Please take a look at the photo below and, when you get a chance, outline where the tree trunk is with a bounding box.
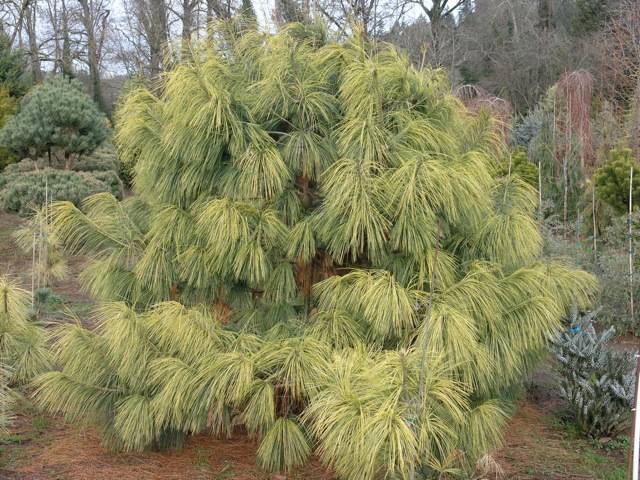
[61,26,73,77]
[181,0,195,59]
[78,0,108,112]
[182,0,194,41]
[537,0,553,30]
[148,0,169,77]
[25,3,42,83]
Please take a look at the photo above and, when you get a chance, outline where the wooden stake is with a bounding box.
[538,154,543,221]
[31,232,36,309]
[630,167,635,329]
[563,154,569,239]
[592,185,597,258]
[576,211,582,264]
[629,349,640,480]
[563,74,572,240]
[44,176,49,287]
[627,166,637,480]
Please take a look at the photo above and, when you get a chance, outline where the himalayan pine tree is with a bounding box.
[0,276,52,432]
[35,23,596,479]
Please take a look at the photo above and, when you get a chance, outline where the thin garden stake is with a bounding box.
[31,232,36,309]
[576,211,582,265]
[41,178,47,289]
[629,166,635,329]
[538,152,543,221]
[563,78,572,240]
[631,157,640,480]
[37,209,42,290]
[563,154,569,239]
[503,152,513,205]
[630,348,640,480]
[592,184,597,258]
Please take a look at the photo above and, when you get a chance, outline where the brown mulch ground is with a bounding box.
[3,410,332,480]
[1,400,623,480]
[495,400,627,480]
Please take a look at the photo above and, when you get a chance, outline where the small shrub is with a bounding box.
[34,288,63,307]
[0,168,121,215]
[499,150,539,186]
[513,108,546,148]
[595,148,640,214]
[73,144,119,172]
[0,87,18,170]
[554,307,635,438]
[91,170,124,198]
[0,144,123,215]
[3,158,39,173]
[4,145,119,174]
[32,415,49,434]
[2,144,124,201]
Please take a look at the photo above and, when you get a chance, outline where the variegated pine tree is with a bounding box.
[35,22,596,479]
[0,276,52,433]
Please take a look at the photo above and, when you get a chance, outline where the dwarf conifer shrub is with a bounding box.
[595,148,640,214]
[72,144,119,172]
[0,76,108,168]
[0,168,120,215]
[0,143,124,213]
[513,107,546,148]
[35,24,596,478]
[4,144,119,175]
[498,150,539,186]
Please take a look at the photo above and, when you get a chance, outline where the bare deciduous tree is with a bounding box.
[77,0,111,110]
[403,0,465,65]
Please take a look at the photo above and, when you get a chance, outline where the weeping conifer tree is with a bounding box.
[35,22,596,478]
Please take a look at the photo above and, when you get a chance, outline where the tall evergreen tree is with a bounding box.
[240,0,257,22]
[571,0,609,36]
[274,0,307,24]
[0,29,28,98]
[35,24,596,478]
